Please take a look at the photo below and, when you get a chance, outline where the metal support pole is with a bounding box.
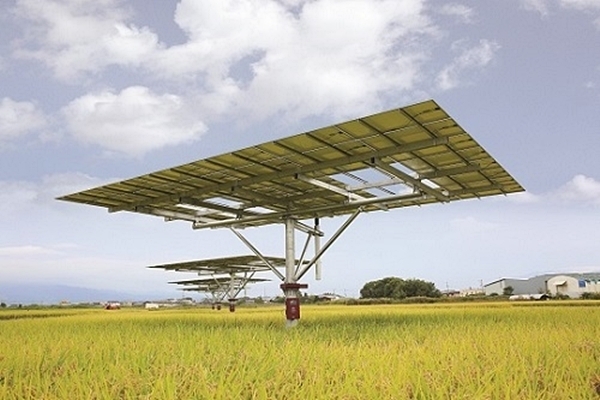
[295,208,362,281]
[212,290,222,310]
[280,218,308,327]
[314,218,322,280]
[227,274,236,312]
[284,218,298,328]
[285,218,295,284]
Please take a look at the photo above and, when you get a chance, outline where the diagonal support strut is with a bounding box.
[295,208,363,281]
[229,227,285,281]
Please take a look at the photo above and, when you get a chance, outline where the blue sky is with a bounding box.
[1,0,600,301]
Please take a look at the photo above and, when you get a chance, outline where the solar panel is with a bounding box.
[147,255,291,274]
[59,99,524,229]
[170,277,270,286]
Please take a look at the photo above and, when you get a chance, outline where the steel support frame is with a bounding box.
[227,271,257,312]
[203,272,257,312]
[230,210,363,326]
[209,288,226,310]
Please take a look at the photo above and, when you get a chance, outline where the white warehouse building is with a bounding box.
[547,275,600,298]
[484,273,600,298]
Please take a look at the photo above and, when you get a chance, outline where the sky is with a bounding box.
[1,0,600,302]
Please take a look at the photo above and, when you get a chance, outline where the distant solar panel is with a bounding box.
[149,255,307,285]
[148,255,291,274]
[58,99,524,229]
[150,256,281,312]
[169,276,270,286]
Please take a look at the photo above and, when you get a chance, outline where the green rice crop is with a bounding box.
[1,302,599,399]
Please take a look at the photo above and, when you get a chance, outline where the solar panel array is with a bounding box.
[149,256,285,297]
[147,255,289,274]
[59,99,524,229]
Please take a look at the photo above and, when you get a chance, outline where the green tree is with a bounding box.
[360,277,441,299]
[503,286,514,296]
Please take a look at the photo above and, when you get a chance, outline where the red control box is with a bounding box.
[285,297,300,320]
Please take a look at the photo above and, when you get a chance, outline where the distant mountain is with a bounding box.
[0,283,166,305]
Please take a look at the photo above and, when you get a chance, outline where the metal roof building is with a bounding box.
[484,272,600,298]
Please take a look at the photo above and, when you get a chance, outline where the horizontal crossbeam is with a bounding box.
[371,158,449,202]
[192,192,426,230]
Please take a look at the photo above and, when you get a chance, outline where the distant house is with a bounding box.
[104,302,121,310]
[441,289,461,297]
[441,288,483,297]
[485,272,600,298]
[317,293,343,301]
[459,287,484,297]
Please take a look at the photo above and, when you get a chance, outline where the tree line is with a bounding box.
[360,277,441,299]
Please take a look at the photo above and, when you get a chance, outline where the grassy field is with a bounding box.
[1,302,600,399]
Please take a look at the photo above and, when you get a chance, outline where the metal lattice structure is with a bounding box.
[59,99,524,325]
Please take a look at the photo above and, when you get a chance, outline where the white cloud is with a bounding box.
[42,172,112,200]
[436,39,500,90]
[560,0,600,26]
[0,97,47,143]
[557,174,600,205]
[0,245,63,257]
[145,0,440,121]
[13,0,161,81]
[450,216,499,233]
[154,0,296,81]
[1,253,178,294]
[522,0,600,25]
[438,4,475,23]
[62,86,206,156]
[521,0,551,15]
[10,0,499,129]
[0,181,37,216]
[276,0,305,8]
[502,175,600,207]
[559,0,600,10]
[507,191,541,204]
[228,0,436,120]
[0,173,109,217]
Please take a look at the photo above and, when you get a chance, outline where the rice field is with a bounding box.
[1,302,600,399]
